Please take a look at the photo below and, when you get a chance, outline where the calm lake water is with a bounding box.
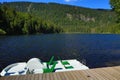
[0,34,120,71]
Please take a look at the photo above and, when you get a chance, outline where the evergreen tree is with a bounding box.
[110,0,120,23]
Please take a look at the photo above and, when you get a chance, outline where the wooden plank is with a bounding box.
[61,71,77,80]
[52,72,60,80]
[24,74,33,80]
[18,75,27,80]
[38,73,42,80]
[71,71,83,80]
[93,68,117,80]
[33,74,39,80]
[69,71,79,80]
[63,71,71,80]
[21,75,28,80]
[42,73,49,80]
[49,72,54,80]
[31,74,35,80]
[102,67,120,79]
[75,70,89,80]
[63,71,75,80]
[42,73,46,80]
[113,66,120,72]
[57,72,67,80]
[5,76,18,80]
[81,69,106,80]
[16,75,23,80]
[46,73,50,80]
[25,74,31,80]
[3,76,12,80]
[0,76,9,80]
[55,72,62,80]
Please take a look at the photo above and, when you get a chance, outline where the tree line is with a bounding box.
[2,2,117,33]
[109,0,120,33]
[0,2,120,34]
[0,5,63,35]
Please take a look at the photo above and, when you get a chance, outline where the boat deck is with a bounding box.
[1,66,120,80]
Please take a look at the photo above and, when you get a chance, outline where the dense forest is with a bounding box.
[0,2,119,35]
[0,5,63,35]
[110,0,120,33]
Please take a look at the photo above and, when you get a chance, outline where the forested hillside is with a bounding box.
[0,5,62,35]
[0,2,118,34]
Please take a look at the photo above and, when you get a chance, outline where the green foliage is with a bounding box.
[1,2,120,34]
[0,5,62,35]
[0,28,6,35]
[110,0,120,33]
[1,2,117,33]
[110,24,120,33]
[110,0,120,22]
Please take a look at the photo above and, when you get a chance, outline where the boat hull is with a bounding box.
[0,58,89,76]
[0,62,28,76]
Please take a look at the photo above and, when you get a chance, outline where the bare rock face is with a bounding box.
[66,13,95,22]
[76,14,95,22]
[66,13,73,21]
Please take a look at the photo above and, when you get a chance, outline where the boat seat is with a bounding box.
[27,58,45,73]
[0,63,28,76]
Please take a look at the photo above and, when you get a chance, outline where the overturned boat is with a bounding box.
[0,56,89,76]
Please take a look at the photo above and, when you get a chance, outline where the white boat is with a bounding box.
[0,57,89,76]
[0,63,28,76]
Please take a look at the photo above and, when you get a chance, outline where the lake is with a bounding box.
[0,34,120,71]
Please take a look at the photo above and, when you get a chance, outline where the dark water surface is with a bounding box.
[0,34,120,71]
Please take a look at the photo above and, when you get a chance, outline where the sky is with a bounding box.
[0,0,111,9]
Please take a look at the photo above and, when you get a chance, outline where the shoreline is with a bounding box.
[0,32,120,36]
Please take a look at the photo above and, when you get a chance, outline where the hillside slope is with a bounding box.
[0,2,117,33]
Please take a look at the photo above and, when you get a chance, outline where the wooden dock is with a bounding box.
[1,66,120,80]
